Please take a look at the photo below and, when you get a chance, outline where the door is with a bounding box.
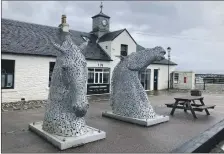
[139,69,151,90]
[154,69,158,90]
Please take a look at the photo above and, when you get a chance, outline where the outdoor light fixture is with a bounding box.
[167,47,171,90]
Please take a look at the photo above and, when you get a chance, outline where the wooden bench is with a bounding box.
[165,96,216,119]
[166,103,216,112]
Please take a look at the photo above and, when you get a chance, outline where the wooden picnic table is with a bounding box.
[165,96,215,119]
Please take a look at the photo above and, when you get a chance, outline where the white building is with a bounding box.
[1,7,177,103]
[171,71,195,90]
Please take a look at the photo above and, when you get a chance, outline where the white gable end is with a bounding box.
[111,30,136,59]
[98,41,112,57]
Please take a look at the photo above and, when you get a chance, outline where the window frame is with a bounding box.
[49,62,55,87]
[87,68,110,84]
[1,59,15,89]
[174,73,179,84]
[120,44,128,56]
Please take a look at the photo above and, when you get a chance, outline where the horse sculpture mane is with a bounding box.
[42,32,89,137]
[110,46,166,119]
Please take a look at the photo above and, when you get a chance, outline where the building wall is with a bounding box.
[2,54,56,102]
[109,30,137,83]
[1,54,112,102]
[87,60,111,68]
[111,30,137,58]
[1,53,177,102]
[148,64,176,90]
[1,29,177,102]
[172,71,195,90]
[98,41,112,57]
[92,16,110,32]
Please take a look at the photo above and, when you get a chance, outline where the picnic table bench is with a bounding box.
[165,96,215,119]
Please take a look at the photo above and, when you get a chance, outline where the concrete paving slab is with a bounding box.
[1,92,224,153]
[29,121,106,150]
[102,111,169,126]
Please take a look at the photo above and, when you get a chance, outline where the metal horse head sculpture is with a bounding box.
[110,46,166,119]
[42,32,89,137]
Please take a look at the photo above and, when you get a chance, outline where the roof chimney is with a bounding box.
[59,15,69,32]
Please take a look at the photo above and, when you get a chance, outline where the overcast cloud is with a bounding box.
[2,1,224,73]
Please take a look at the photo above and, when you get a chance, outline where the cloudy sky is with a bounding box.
[2,1,224,74]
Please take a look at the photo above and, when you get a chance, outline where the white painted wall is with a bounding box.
[2,54,56,102]
[148,64,176,90]
[98,41,112,57]
[1,54,112,102]
[109,30,137,83]
[1,30,177,102]
[87,60,111,68]
[172,71,195,90]
[111,30,137,57]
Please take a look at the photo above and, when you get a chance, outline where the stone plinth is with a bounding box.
[102,111,169,126]
[29,121,106,150]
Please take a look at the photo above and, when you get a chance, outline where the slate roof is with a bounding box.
[136,44,177,65]
[98,29,137,45]
[98,29,125,43]
[1,18,112,61]
[92,12,110,19]
[1,18,177,65]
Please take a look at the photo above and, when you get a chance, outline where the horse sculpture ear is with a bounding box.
[50,38,67,55]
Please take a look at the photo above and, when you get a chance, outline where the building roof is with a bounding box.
[2,18,177,65]
[91,12,110,19]
[98,29,137,45]
[98,29,124,42]
[136,44,177,66]
[1,18,112,61]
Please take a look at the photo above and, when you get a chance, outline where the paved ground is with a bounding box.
[1,91,224,153]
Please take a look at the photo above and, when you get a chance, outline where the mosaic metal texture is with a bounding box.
[110,46,166,119]
[42,31,89,137]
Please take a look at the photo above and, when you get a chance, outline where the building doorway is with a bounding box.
[154,69,158,90]
[139,69,151,90]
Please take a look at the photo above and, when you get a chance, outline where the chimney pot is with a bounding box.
[61,15,66,24]
[59,14,69,32]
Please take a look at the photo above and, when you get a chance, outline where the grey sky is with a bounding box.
[2,1,224,73]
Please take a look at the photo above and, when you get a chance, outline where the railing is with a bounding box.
[195,77,224,91]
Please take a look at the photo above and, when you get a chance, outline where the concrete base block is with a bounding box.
[102,111,169,126]
[29,121,106,150]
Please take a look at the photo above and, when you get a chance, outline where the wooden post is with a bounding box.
[203,81,205,90]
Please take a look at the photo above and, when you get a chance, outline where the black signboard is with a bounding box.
[87,84,110,95]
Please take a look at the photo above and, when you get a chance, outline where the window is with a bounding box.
[88,69,94,83]
[1,60,15,89]
[139,69,151,90]
[103,69,110,83]
[49,62,55,87]
[105,46,108,49]
[174,73,179,84]
[87,68,110,84]
[121,44,128,56]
